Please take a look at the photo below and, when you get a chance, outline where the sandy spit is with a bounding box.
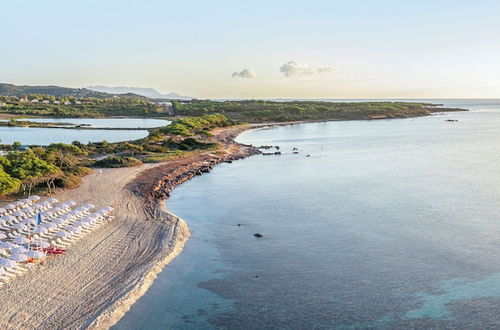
[0,124,259,329]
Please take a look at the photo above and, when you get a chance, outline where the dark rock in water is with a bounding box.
[274,151,281,155]
[254,233,263,238]
[255,275,259,278]
[292,147,298,151]
[262,152,274,156]
[237,223,241,226]
[446,119,458,122]
[306,154,311,157]
[275,146,280,150]
[292,151,299,154]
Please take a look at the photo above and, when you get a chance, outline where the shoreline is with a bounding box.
[0,112,463,328]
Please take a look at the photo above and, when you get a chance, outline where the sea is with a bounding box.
[114,100,500,329]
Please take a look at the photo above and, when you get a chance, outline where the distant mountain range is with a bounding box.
[87,86,192,100]
[0,83,111,98]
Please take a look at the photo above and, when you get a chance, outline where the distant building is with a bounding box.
[75,101,82,105]
[42,100,50,104]
[0,151,7,156]
[63,101,71,105]
[31,99,39,103]
[0,102,6,107]
[53,100,60,104]
[19,98,28,103]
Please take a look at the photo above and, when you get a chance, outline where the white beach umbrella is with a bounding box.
[40,200,51,206]
[40,223,56,229]
[51,218,65,225]
[73,221,87,227]
[83,203,95,209]
[33,227,48,234]
[27,195,41,201]
[54,231,70,238]
[0,233,7,240]
[66,226,81,232]
[33,240,50,248]
[1,215,15,222]
[67,201,77,206]
[25,250,45,258]
[0,258,17,268]
[14,201,26,207]
[11,223,27,230]
[11,210,25,218]
[11,247,28,254]
[46,197,58,203]
[21,218,37,225]
[9,254,28,262]
[32,204,43,210]
[4,204,16,210]
[0,208,6,214]
[0,242,18,250]
[19,198,31,205]
[12,236,30,245]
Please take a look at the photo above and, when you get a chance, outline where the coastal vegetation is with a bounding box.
[0,114,231,197]
[171,100,459,122]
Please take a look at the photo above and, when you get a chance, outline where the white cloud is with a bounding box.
[280,61,342,77]
[279,61,315,77]
[232,68,257,78]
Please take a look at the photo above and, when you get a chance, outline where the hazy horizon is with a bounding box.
[3,0,500,99]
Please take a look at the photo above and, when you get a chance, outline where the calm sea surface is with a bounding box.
[0,118,170,145]
[115,100,500,329]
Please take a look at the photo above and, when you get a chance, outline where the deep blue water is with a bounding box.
[115,100,500,329]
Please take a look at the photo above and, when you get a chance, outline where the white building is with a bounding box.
[63,101,72,105]
[53,100,60,104]
[31,99,39,103]
[42,100,50,104]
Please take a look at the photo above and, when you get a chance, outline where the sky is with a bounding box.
[2,0,500,99]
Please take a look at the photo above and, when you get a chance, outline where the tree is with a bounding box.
[0,167,20,196]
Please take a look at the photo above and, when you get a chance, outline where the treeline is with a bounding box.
[171,100,450,122]
[0,95,164,117]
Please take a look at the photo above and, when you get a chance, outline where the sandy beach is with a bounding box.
[0,125,258,329]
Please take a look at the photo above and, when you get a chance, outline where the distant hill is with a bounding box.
[0,83,112,98]
[87,85,192,100]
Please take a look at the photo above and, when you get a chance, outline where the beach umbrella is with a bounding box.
[12,236,30,245]
[0,208,6,214]
[66,226,81,232]
[32,204,43,210]
[83,203,95,209]
[21,218,37,225]
[4,204,16,210]
[73,221,87,227]
[19,199,31,205]
[1,215,15,222]
[46,197,58,203]
[11,210,25,218]
[51,218,65,225]
[0,242,18,250]
[55,231,70,238]
[11,247,28,254]
[40,223,56,229]
[40,200,51,206]
[33,227,48,234]
[9,254,28,262]
[0,258,17,268]
[14,201,26,207]
[25,250,44,259]
[33,240,50,248]
[11,223,27,230]
[27,195,40,201]
[0,233,6,240]
[66,201,77,206]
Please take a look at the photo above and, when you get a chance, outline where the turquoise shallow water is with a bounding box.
[115,100,500,329]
